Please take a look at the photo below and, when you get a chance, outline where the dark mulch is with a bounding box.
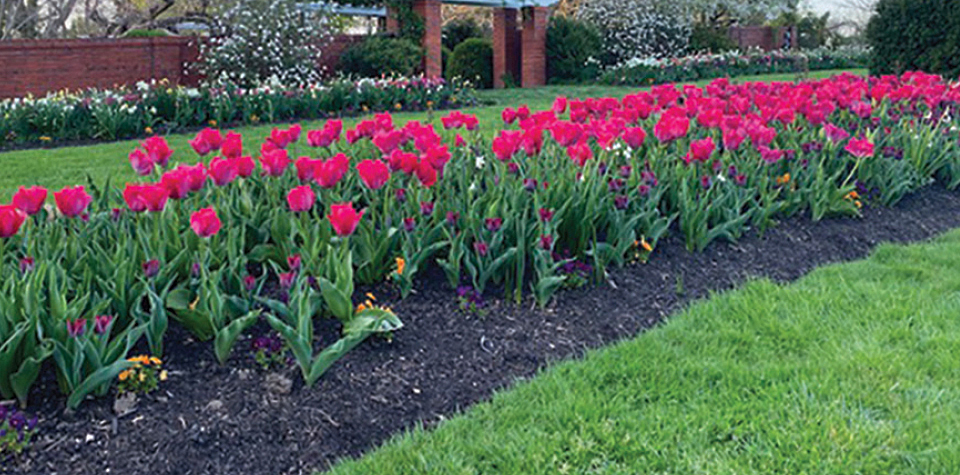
[11,185,960,475]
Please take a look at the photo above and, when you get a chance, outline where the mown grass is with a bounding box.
[0,69,864,199]
[326,229,960,474]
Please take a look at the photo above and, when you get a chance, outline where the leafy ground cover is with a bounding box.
[327,223,960,475]
[0,69,861,199]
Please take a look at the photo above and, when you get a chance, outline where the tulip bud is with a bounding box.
[19,257,35,274]
[419,201,434,217]
[287,254,301,272]
[403,217,416,232]
[485,217,503,232]
[539,234,554,250]
[614,195,629,210]
[66,319,86,338]
[474,241,489,257]
[143,259,160,278]
[279,272,296,290]
[94,315,114,335]
[244,275,257,293]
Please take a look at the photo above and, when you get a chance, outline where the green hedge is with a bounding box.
[447,38,494,89]
[339,36,424,78]
[866,0,960,78]
[546,16,602,84]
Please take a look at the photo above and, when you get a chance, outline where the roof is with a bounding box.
[299,0,559,17]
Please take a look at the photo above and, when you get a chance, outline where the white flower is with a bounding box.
[475,155,486,169]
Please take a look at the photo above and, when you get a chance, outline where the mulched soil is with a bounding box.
[11,185,960,475]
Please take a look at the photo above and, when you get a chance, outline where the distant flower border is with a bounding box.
[600,46,871,87]
[0,76,478,148]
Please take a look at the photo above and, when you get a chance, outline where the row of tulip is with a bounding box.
[600,46,870,87]
[0,76,477,147]
[2,71,960,410]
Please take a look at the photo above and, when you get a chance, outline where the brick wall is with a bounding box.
[729,26,798,52]
[520,7,548,88]
[0,34,379,99]
[0,37,199,98]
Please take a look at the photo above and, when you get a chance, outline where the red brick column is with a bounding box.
[521,7,548,88]
[492,8,520,89]
[384,6,400,35]
[413,0,443,79]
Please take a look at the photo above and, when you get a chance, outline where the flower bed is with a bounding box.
[0,76,477,148]
[2,71,960,457]
[600,46,870,86]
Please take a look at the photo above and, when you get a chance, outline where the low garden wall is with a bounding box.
[0,37,201,98]
[0,34,369,99]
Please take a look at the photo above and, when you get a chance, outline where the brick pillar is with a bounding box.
[413,0,443,78]
[521,7,548,88]
[493,8,520,89]
[384,6,400,35]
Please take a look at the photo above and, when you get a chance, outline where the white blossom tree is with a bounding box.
[200,0,332,87]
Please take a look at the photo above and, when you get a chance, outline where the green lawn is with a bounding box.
[0,69,864,200]
[326,229,960,474]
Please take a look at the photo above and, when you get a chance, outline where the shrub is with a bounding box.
[442,18,484,51]
[546,16,602,83]
[200,0,331,87]
[339,36,424,78]
[447,38,493,89]
[866,0,960,77]
[688,24,736,53]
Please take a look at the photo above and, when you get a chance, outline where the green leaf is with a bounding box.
[318,276,353,321]
[66,359,134,409]
[214,311,260,365]
[10,340,54,407]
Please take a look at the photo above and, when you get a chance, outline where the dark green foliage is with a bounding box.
[442,18,484,51]
[447,38,493,89]
[688,24,736,53]
[339,36,423,78]
[546,16,602,84]
[866,0,960,77]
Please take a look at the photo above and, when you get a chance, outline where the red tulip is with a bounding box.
[161,168,191,200]
[415,160,437,187]
[286,185,316,212]
[0,204,26,238]
[622,127,647,149]
[142,136,173,168]
[208,157,238,186]
[845,137,874,158]
[189,128,223,156]
[295,156,320,183]
[327,202,364,237]
[722,127,746,151]
[356,159,390,190]
[221,132,243,159]
[125,183,168,213]
[129,148,155,176]
[492,131,522,161]
[567,143,593,167]
[183,163,208,192]
[455,134,466,147]
[53,186,92,218]
[260,149,290,177]
[552,96,568,114]
[12,186,47,215]
[372,129,405,154]
[653,109,690,143]
[423,145,451,170]
[190,208,221,238]
[123,184,147,212]
[684,137,715,165]
[316,154,349,189]
[233,156,256,178]
[139,184,170,212]
[269,125,301,149]
[824,123,850,144]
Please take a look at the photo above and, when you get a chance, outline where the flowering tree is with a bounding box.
[577,0,795,65]
[201,0,332,87]
[577,0,692,65]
